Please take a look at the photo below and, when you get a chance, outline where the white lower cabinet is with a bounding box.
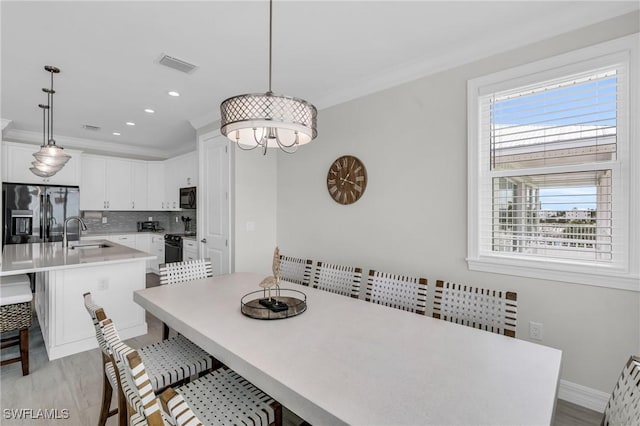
[135,233,164,273]
[108,234,136,249]
[183,239,199,261]
[83,233,164,273]
[82,234,135,248]
[150,235,165,273]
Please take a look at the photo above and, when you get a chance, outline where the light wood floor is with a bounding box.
[0,274,603,425]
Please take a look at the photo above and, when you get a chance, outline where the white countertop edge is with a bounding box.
[0,240,156,277]
[0,254,155,276]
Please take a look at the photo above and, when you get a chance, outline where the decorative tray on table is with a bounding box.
[240,288,307,320]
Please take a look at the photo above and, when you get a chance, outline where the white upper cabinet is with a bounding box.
[180,151,198,188]
[164,157,180,210]
[132,160,148,210]
[80,154,134,210]
[106,158,133,210]
[147,162,165,210]
[80,155,107,210]
[2,141,81,186]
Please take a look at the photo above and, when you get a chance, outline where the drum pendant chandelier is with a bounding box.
[31,65,71,178]
[220,0,317,155]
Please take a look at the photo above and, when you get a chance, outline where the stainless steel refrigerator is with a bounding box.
[2,183,80,246]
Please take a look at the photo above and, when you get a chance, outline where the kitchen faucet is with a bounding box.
[63,216,87,248]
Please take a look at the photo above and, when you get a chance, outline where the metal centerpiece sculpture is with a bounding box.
[258,247,289,312]
[240,246,307,320]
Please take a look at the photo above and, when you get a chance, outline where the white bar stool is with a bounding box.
[0,274,33,375]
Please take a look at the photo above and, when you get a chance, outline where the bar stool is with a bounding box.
[0,275,33,376]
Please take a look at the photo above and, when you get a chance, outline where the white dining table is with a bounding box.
[134,272,562,425]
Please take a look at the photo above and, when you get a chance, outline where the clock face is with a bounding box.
[327,155,367,205]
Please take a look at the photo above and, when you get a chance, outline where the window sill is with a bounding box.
[467,256,639,292]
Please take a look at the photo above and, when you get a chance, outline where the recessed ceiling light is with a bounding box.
[168,91,180,97]
[112,132,121,136]
[144,109,155,114]
[126,122,135,126]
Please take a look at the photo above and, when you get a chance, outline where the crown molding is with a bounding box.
[188,8,639,131]
[1,119,12,132]
[2,129,171,160]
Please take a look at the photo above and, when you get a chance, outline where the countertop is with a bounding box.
[81,231,165,237]
[0,240,156,276]
[82,231,197,240]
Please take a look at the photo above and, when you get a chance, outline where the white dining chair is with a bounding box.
[432,280,518,337]
[279,254,314,286]
[83,292,216,426]
[159,258,213,285]
[602,355,640,426]
[159,258,213,339]
[100,317,282,426]
[365,270,428,315]
[313,261,362,298]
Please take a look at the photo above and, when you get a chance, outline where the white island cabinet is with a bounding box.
[0,241,153,360]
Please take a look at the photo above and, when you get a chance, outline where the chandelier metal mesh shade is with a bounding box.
[220,92,317,152]
[220,0,317,154]
[31,65,70,178]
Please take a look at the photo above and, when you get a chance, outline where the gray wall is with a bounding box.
[275,12,640,395]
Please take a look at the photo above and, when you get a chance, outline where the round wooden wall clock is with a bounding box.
[326,155,367,205]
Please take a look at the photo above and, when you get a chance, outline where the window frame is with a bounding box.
[467,34,639,292]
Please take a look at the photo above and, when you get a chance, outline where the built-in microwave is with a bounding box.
[180,187,196,209]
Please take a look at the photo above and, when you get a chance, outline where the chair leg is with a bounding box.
[98,374,113,426]
[271,402,283,426]
[162,323,169,340]
[19,328,29,376]
[117,387,128,426]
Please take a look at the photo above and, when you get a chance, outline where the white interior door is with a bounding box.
[198,131,231,275]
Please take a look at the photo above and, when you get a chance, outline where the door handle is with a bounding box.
[200,238,207,243]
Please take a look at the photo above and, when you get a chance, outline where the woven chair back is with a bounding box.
[159,259,213,285]
[313,262,362,298]
[82,292,110,355]
[366,270,428,315]
[602,355,640,426]
[433,280,518,337]
[279,255,313,286]
[99,318,170,426]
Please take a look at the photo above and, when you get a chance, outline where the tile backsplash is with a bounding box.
[81,210,197,234]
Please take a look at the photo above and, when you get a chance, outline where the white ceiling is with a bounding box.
[1,1,638,159]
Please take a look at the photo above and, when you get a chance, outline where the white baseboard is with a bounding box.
[558,379,609,413]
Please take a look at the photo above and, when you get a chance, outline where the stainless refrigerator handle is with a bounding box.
[40,194,45,239]
[46,194,52,241]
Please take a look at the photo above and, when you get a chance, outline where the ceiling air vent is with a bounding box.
[82,124,101,131]
[158,54,199,74]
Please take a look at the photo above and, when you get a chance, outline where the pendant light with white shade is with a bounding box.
[31,65,70,177]
[220,0,317,155]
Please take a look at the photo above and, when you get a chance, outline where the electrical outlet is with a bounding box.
[98,279,109,291]
[148,216,153,221]
[175,216,179,223]
[102,217,107,224]
[529,321,544,341]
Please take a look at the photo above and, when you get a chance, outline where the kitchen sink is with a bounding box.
[69,243,112,250]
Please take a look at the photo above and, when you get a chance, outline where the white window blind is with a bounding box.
[477,65,626,265]
[468,35,639,290]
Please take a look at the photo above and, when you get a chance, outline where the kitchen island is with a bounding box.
[0,240,154,360]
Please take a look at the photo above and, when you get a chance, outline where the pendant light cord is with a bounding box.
[49,70,54,144]
[268,0,273,93]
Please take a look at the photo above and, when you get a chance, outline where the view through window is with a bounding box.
[489,70,616,262]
